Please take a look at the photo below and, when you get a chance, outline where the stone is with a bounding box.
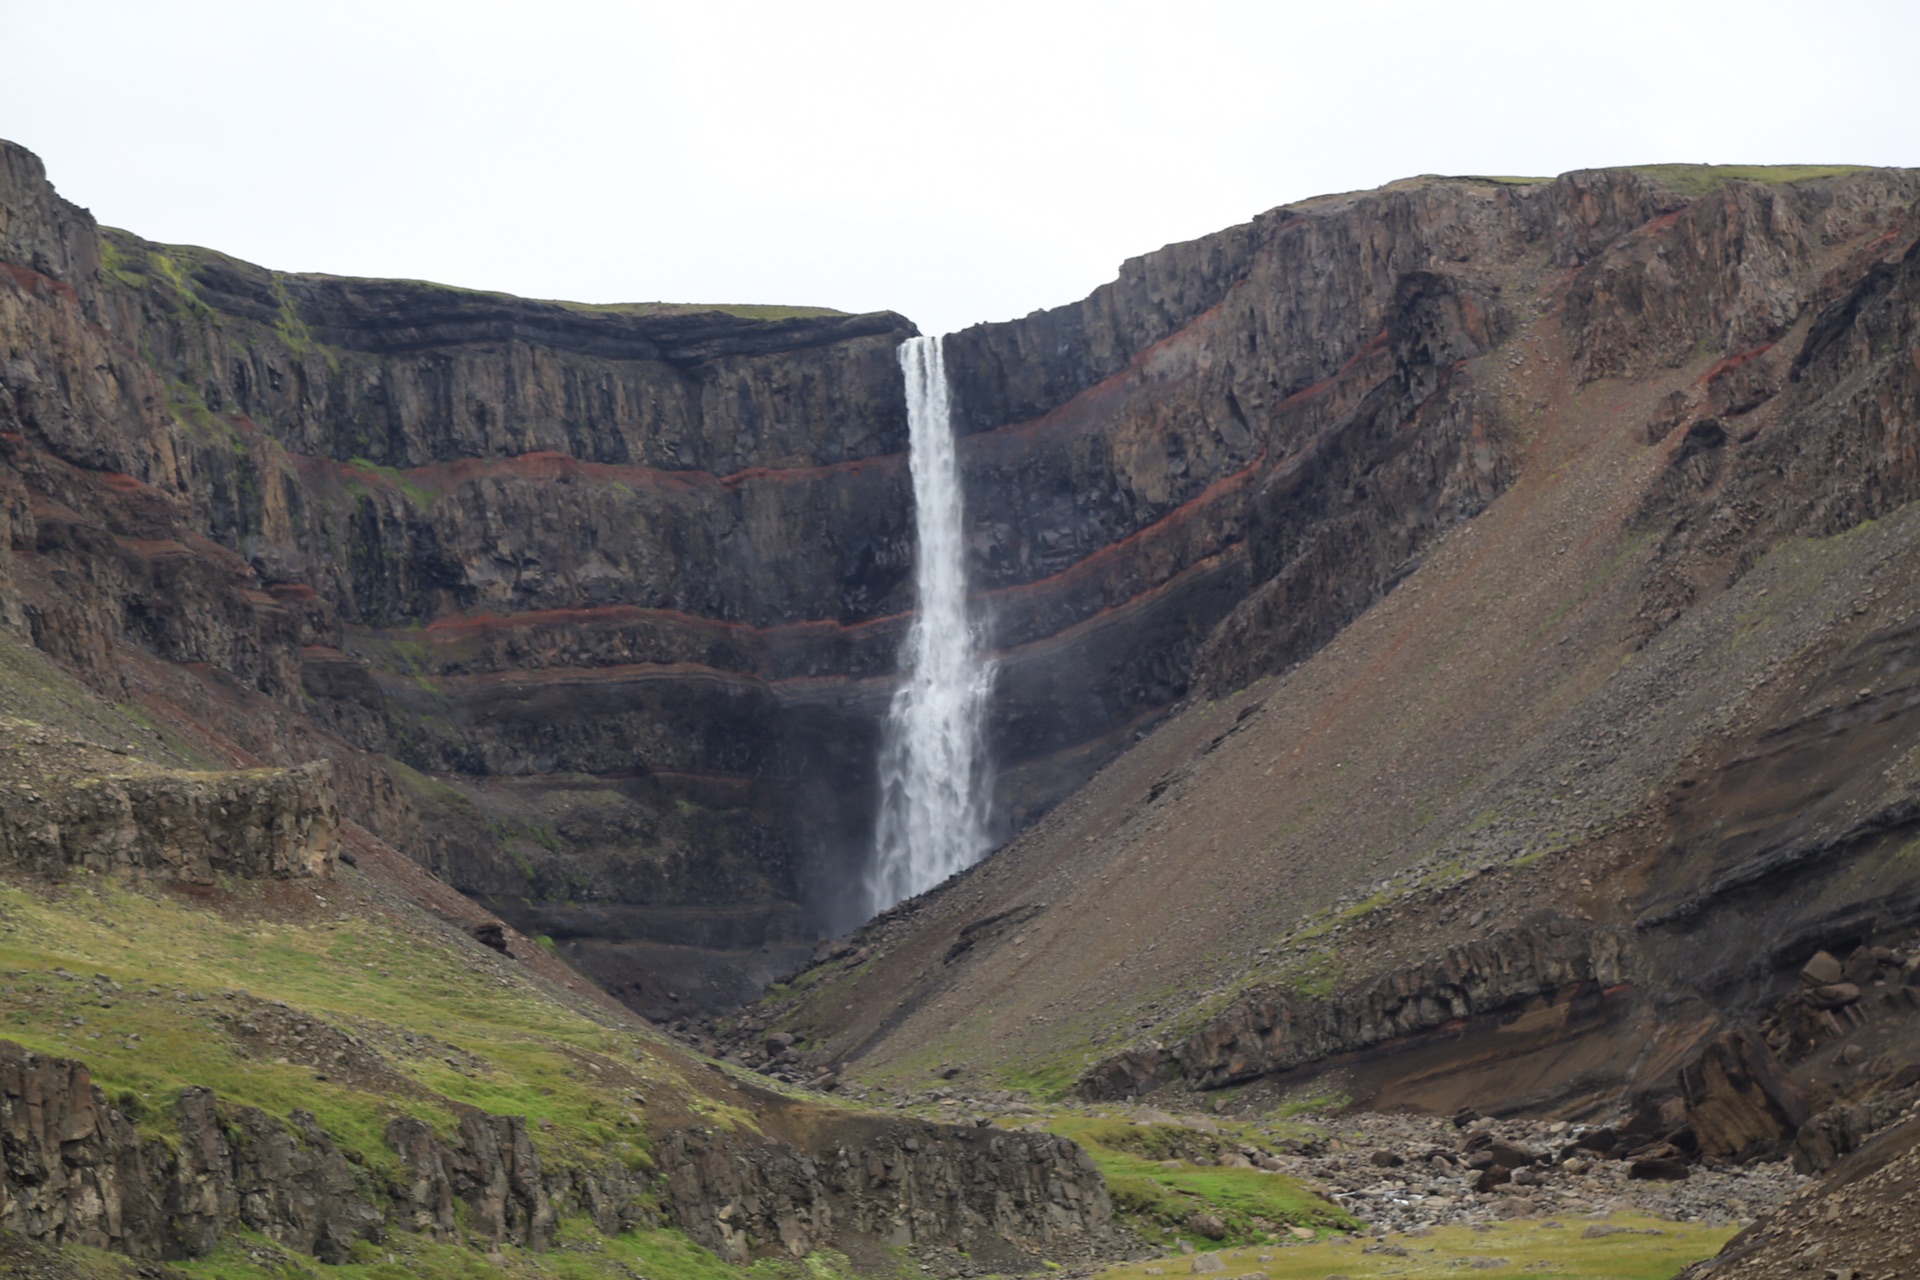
[1801,951,1845,986]
[0,760,336,883]
[1190,1251,1225,1272]
[1627,1148,1690,1182]
[1187,1211,1228,1240]
[470,922,509,953]
[1842,946,1878,986]
[1808,983,1862,1009]
[1486,1141,1538,1168]
[1680,1027,1811,1162]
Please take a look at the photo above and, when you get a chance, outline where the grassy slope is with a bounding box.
[756,168,1919,1112]
[99,228,852,325]
[1626,163,1877,196]
[1091,1216,1735,1280]
[0,630,829,1280]
[0,863,801,1280]
[1041,1115,1355,1247]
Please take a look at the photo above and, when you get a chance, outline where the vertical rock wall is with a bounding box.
[0,1041,1112,1267]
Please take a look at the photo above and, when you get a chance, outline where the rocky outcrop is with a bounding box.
[1082,923,1633,1099]
[1678,1028,1810,1163]
[657,1116,1111,1264]
[384,1114,564,1249]
[0,1040,1112,1268]
[0,746,335,882]
[9,136,1920,1021]
[0,1041,377,1261]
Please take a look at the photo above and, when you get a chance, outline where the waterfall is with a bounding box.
[866,334,994,915]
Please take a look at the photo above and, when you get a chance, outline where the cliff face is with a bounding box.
[7,138,1916,1039]
[0,140,1532,1011]
[0,138,927,1010]
[724,165,1920,1145]
[0,1039,1110,1267]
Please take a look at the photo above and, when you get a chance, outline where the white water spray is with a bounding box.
[866,335,994,914]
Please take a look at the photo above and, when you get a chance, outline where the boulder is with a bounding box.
[1808,983,1862,1009]
[1801,951,1845,986]
[1842,946,1879,986]
[1486,1141,1538,1168]
[1679,1027,1810,1162]
[1627,1146,1690,1181]
[1473,1166,1511,1191]
[1186,1210,1228,1241]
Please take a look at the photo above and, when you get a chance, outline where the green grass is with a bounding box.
[1445,175,1554,186]
[993,1052,1089,1103]
[558,300,852,321]
[0,874,672,1176]
[1270,1092,1349,1121]
[157,1222,872,1280]
[1042,1115,1355,1249]
[1628,163,1879,198]
[1087,1214,1736,1280]
[312,273,852,323]
[345,457,442,508]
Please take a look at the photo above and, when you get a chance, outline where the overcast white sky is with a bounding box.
[4,1,1917,336]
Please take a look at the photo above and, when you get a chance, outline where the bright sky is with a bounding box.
[4,0,1917,336]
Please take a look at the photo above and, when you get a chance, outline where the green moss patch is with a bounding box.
[1628,163,1878,198]
[0,875,665,1175]
[165,1223,867,1280]
[1042,1115,1355,1248]
[1087,1213,1736,1279]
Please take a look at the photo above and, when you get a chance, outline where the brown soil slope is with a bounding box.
[740,169,1920,1134]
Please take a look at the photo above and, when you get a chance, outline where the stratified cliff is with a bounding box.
[729,164,1920,1152]
[8,139,1917,1051]
[0,140,1521,1013]
[1,137,927,1011]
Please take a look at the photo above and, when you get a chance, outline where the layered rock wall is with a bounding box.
[11,136,1913,1019]
[0,138,1532,1005]
[0,1040,1110,1267]
[0,759,335,882]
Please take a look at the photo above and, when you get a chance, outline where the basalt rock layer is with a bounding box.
[726,166,1920,1151]
[0,140,1524,1009]
[0,1029,1112,1267]
[7,139,1920,1047]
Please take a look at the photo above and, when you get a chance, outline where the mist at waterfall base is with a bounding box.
[864,336,996,916]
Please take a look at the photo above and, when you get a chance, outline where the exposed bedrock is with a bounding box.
[707,165,1920,1137]
[656,1113,1112,1266]
[1072,313,1920,1121]
[7,135,1919,1014]
[0,756,336,882]
[0,1040,1111,1268]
